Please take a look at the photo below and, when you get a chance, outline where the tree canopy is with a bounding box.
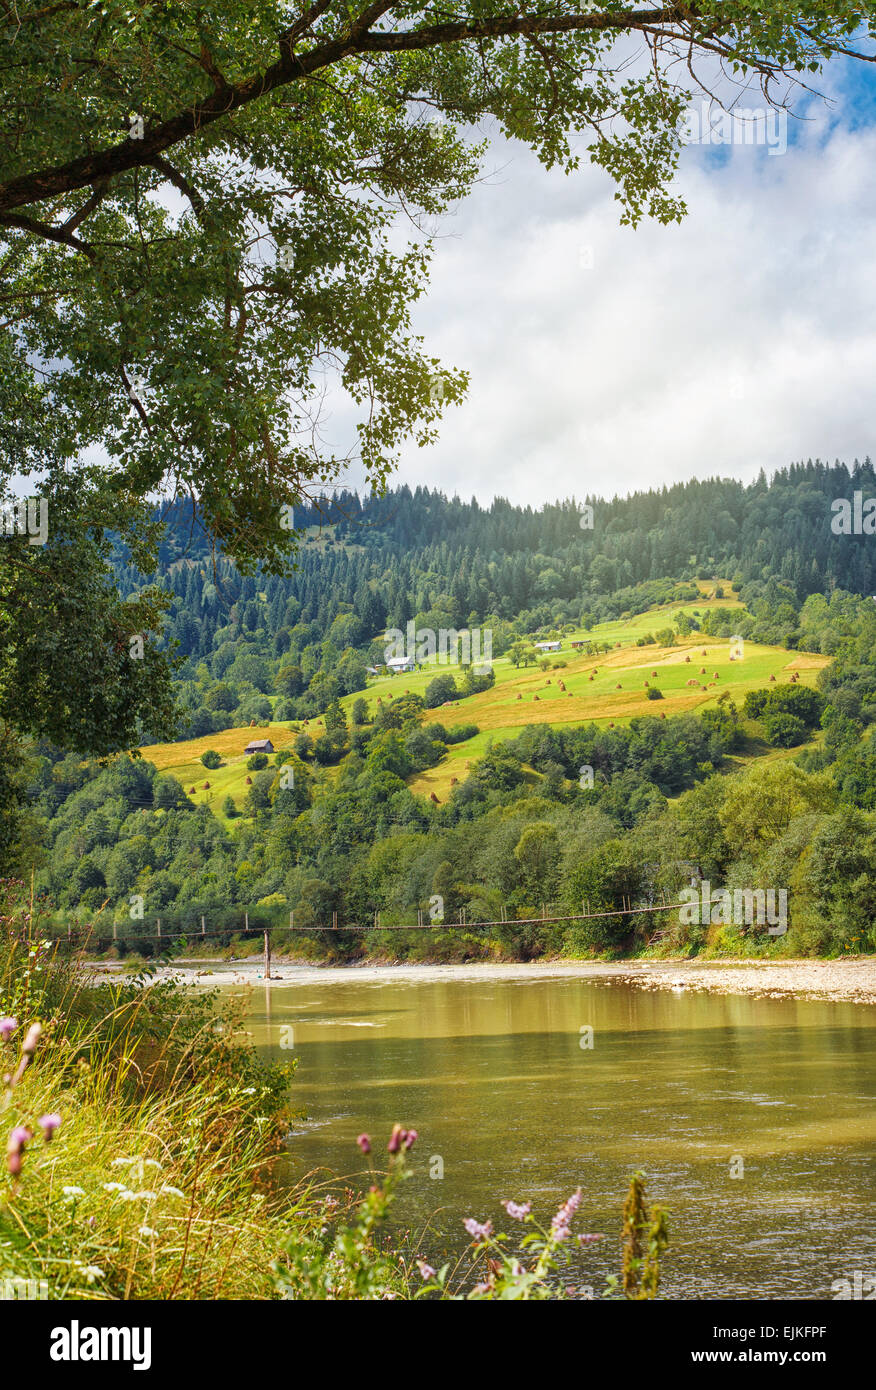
[3,2,876,568]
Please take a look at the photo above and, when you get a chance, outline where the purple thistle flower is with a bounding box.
[387,1124,406,1154]
[6,1125,32,1177]
[502,1199,531,1221]
[356,1133,371,1155]
[38,1113,61,1142]
[0,1017,17,1042]
[403,1128,418,1150]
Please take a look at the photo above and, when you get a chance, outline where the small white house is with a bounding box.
[535,640,562,653]
[386,655,416,673]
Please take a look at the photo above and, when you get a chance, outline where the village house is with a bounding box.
[244,738,274,755]
[386,654,417,673]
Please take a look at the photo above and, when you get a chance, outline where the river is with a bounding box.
[215,962,875,1299]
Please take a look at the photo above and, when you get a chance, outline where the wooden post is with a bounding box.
[157,918,161,940]
[112,921,118,942]
[264,929,271,980]
[245,910,249,933]
[332,911,338,931]
[201,915,206,938]
[289,909,294,931]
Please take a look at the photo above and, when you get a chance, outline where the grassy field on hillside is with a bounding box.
[141,595,829,816]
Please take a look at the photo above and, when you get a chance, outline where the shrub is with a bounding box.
[425,673,458,708]
[446,724,479,744]
[200,749,222,769]
[246,752,269,770]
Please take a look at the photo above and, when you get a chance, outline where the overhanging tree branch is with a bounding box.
[0,5,706,214]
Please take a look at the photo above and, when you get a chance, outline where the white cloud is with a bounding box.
[393,102,876,506]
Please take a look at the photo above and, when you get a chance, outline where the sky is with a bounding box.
[346,57,876,509]
[11,44,876,517]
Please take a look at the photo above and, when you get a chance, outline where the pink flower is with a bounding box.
[6,1125,32,1177]
[0,1017,17,1042]
[356,1133,371,1154]
[463,1217,493,1240]
[501,1199,531,1221]
[416,1260,436,1281]
[577,1233,604,1245]
[38,1113,61,1142]
[551,1188,583,1242]
[387,1124,406,1154]
[403,1128,418,1150]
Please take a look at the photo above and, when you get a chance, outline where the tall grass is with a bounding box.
[0,878,317,1300]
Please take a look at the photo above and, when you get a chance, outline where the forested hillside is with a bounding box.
[9,460,876,962]
[106,457,876,741]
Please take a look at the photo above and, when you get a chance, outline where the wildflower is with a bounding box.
[551,1188,582,1242]
[142,1158,163,1170]
[403,1128,418,1150]
[502,1199,531,1221]
[111,1157,136,1166]
[463,1217,493,1240]
[356,1133,371,1155]
[323,1195,338,1210]
[416,1261,436,1280]
[137,1226,157,1238]
[37,1113,61,1142]
[81,1266,103,1284]
[11,1022,42,1086]
[6,1125,31,1176]
[159,1185,185,1200]
[577,1233,605,1245]
[102,1182,130,1194]
[0,1017,17,1042]
[62,1185,85,1198]
[387,1124,406,1154]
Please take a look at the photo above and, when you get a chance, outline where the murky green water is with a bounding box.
[225,963,876,1299]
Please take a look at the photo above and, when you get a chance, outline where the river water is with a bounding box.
[219,962,876,1299]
